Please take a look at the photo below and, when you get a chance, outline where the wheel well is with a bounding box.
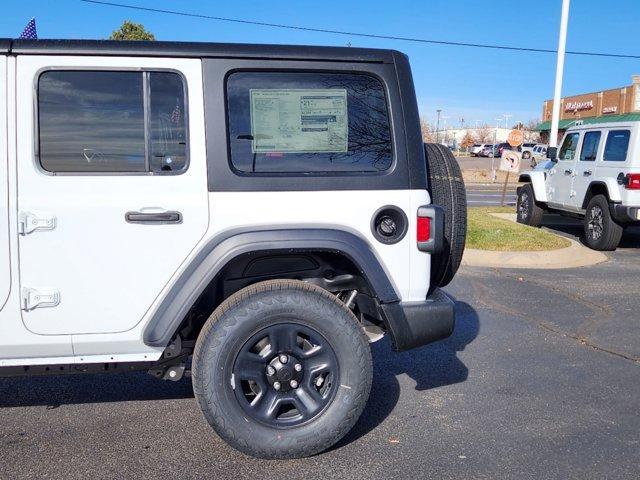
[518,174,531,183]
[582,183,610,209]
[174,251,381,344]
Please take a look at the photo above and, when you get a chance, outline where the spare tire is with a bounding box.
[424,143,467,288]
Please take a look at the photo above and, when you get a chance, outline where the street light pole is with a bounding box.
[492,117,502,181]
[550,0,571,148]
[503,114,512,130]
[436,109,442,143]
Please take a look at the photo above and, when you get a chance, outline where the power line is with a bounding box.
[80,0,640,60]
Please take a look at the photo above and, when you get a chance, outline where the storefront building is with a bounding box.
[536,75,640,143]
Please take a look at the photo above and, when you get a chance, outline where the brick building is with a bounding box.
[536,75,640,143]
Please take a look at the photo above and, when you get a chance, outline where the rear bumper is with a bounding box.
[610,204,640,224]
[380,288,455,352]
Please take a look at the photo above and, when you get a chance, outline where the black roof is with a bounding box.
[0,39,398,64]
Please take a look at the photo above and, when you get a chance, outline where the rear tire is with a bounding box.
[192,280,372,459]
[424,143,467,289]
[583,195,623,251]
[516,183,544,227]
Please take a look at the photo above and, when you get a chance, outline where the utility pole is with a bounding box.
[503,114,512,130]
[436,109,442,144]
[550,0,570,148]
[492,117,502,181]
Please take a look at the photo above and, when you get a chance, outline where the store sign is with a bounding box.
[565,100,593,113]
[602,105,618,114]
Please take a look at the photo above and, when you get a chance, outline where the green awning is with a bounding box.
[535,112,640,131]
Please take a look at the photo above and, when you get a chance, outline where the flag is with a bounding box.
[19,18,37,40]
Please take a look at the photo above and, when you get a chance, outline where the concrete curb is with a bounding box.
[461,213,609,269]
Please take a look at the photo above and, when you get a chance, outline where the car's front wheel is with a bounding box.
[583,194,623,251]
[192,279,372,459]
[516,183,544,227]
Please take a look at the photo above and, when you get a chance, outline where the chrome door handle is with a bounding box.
[125,211,182,224]
[583,170,592,176]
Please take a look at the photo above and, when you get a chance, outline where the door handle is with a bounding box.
[125,211,182,224]
[564,169,573,175]
[583,170,592,176]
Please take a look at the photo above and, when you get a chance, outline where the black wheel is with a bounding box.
[516,183,544,227]
[424,143,467,289]
[192,280,372,459]
[583,194,623,251]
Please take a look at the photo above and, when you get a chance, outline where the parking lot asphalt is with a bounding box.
[2,240,639,480]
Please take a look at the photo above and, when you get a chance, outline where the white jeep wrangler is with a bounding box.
[0,38,466,459]
[517,120,640,250]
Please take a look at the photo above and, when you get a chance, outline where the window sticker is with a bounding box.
[250,89,348,153]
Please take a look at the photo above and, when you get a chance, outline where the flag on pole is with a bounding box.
[19,18,38,39]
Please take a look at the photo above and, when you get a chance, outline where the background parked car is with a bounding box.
[471,143,488,156]
[479,144,495,157]
[522,143,548,167]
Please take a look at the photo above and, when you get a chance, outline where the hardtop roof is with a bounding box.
[0,38,399,64]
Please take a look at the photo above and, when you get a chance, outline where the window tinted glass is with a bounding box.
[227,72,393,174]
[558,133,580,161]
[39,71,146,172]
[603,130,630,162]
[149,72,187,173]
[580,131,601,161]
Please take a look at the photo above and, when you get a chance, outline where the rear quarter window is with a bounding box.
[603,130,630,162]
[226,71,393,175]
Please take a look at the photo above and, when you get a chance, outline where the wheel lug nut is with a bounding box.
[279,354,288,364]
[273,381,281,391]
[290,380,298,389]
[294,363,302,372]
[266,366,275,376]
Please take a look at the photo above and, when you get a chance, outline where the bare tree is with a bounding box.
[522,119,542,143]
[475,125,494,143]
[420,118,435,143]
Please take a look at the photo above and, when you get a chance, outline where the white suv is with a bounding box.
[0,39,466,459]
[517,121,640,250]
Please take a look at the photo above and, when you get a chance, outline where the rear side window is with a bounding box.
[38,70,187,173]
[226,71,393,174]
[558,132,580,161]
[580,131,601,161]
[603,130,630,162]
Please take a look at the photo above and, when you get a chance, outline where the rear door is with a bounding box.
[571,130,602,209]
[16,55,209,335]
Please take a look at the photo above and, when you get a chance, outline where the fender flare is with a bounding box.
[143,228,400,347]
[583,179,622,205]
[518,170,548,203]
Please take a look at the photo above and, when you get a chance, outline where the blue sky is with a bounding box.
[2,0,639,127]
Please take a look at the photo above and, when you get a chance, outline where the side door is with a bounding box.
[16,55,209,336]
[0,55,9,311]
[546,131,581,210]
[571,130,602,210]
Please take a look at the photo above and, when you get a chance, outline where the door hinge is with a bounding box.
[21,287,61,311]
[18,211,56,235]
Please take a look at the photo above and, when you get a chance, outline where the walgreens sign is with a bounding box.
[565,100,594,113]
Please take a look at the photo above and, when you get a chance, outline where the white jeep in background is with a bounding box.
[517,121,640,250]
[0,38,467,459]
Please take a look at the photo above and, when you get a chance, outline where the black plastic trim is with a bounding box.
[380,287,455,352]
[611,204,640,224]
[6,39,395,63]
[143,227,399,347]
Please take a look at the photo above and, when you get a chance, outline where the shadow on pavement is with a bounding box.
[0,299,480,441]
[335,299,479,447]
[541,214,640,249]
